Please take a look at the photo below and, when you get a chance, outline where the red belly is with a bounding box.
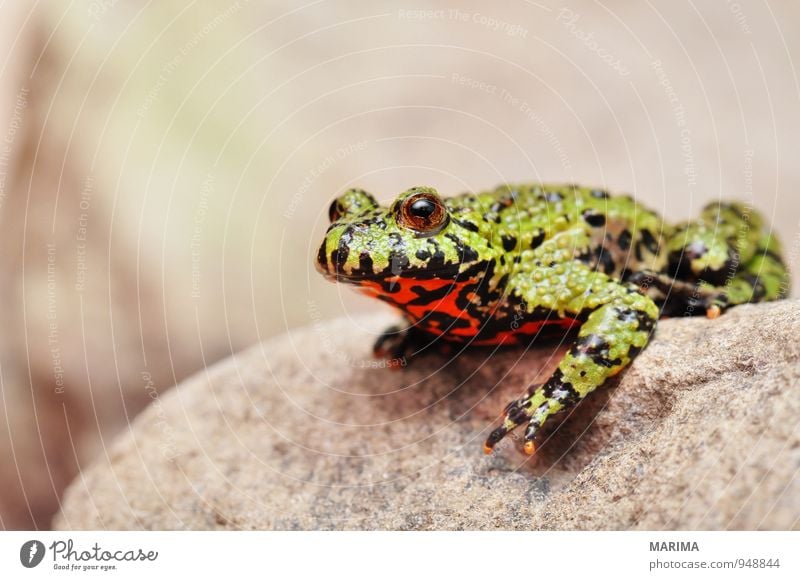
[356,277,580,346]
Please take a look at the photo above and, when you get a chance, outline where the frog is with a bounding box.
[315,184,790,455]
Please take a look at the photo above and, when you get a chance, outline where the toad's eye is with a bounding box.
[397,193,449,236]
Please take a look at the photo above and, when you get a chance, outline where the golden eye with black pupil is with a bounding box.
[398,193,449,236]
[328,199,342,222]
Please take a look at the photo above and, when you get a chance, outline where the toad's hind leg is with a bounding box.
[640,202,790,317]
[715,231,790,309]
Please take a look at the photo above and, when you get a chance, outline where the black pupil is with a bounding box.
[409,198,436,219]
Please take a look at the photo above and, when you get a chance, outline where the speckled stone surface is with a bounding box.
[56,301,800,530]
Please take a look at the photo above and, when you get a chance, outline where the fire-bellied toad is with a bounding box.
[315,184,790,455]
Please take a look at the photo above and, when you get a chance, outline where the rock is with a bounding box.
[55,301,800,530]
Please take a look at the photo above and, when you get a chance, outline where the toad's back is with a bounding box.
[446,183,667,282]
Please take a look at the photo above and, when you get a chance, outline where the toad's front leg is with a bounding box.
[484,262,659,455]
[373,321,436,366]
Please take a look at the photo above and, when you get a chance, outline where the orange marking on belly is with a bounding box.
[357,277,482,335]
[356,277,583,345]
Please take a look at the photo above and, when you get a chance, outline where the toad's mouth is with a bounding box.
[315,261,463,286]
[315,241,467,284]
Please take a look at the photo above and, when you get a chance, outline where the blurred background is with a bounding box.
[0,0,798,529]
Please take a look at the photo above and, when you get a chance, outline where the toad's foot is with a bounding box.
[483,384,544,455]
[626,269,729,319]
[373,323,434,367]
[484,281,658,456]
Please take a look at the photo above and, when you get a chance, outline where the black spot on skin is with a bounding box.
[388,232,404,245]
[635,239,644,262]
[484,274,509,306]
[505,402,528,425]
[542,369,564,393]
[428,252,448,271]
[455,261,495,307]
[455,271,493,311]
[360,213,388,230]
[445,233,479,263]
[426,239,446,270]
[699,260,735,286]
[618,230,632,251]
[501,235,517,252]
[354,251,373,275]
[415,249,431,261]
[317,244,328,269]
[530,230,545,249]
[641,229,660,255]
[578,245,615,274]
[490,199,513,213]
[741,273,766,301]
[328,199,342,222]
[591,189,609,199]
[668,241,710,280]
[595,358,621,369]
[616,307,656,333]
[583,210,606,228]
[331,247,349,269]
[542,370,580,405]
[573,334,611,356]
[455,218,480,233]
[597,247,616,274]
